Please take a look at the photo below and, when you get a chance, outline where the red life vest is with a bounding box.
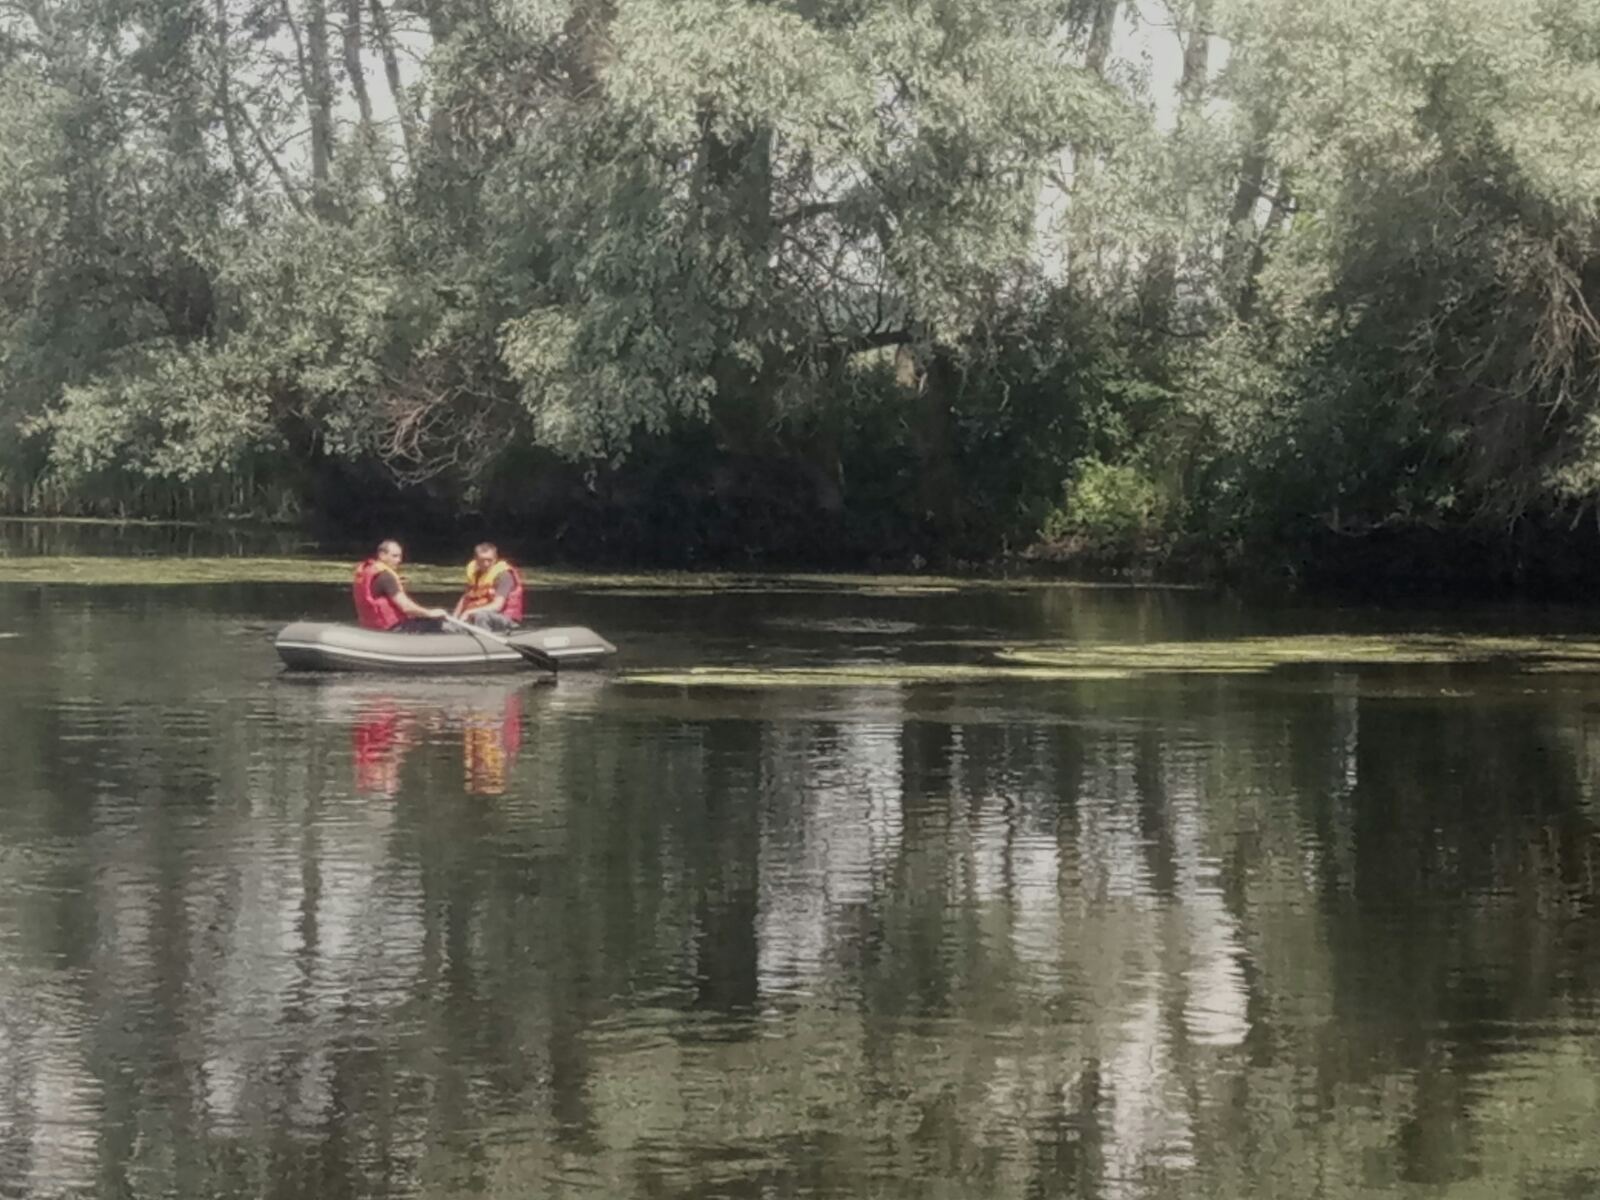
[352,559,406,630]
[461,559,524,623]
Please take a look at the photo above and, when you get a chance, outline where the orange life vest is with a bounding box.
[352,559,405,630]
[461,559,524,623]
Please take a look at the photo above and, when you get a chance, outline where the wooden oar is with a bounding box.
[443,614,558,672]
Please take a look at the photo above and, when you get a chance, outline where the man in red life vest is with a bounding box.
[352,539,450,632]
[451,541,525,633]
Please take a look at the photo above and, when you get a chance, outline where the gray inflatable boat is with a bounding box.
[275,621,616,673]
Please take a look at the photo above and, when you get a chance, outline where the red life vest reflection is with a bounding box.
[352,700,414,797]
[344,682,528,797]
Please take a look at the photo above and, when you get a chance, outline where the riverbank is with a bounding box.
[6,511,1599,603]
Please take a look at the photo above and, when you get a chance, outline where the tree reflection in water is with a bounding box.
[5,582,1600,1199]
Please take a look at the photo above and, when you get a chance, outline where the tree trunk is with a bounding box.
[1063,0,1120,286]
[1222,139,1269,311]
[213,0,255,200]
[1237,175,1291,319]
[699,122,780,453]
[417,0,456,167]
[1141,0,1213,329]
[368,0,418,166]
[306,0,336,202]
[418,0,452,41]
[276,0,333,206]
[562,0,617,99]
[342,0,395,196]
[1085,0,1118,78]
[913,349,961,548]
[1178,0,1212,109]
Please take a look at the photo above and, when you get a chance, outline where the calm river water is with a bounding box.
[2,527,1599,1198]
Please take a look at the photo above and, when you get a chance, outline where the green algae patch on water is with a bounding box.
[621,664,1134,689]
[856,585,964,597]
[998,634,1600,676]
[562,571,1191,595]
[0,558,736,590]
[1517,659,1600,675]
[0,556,348,585]
[0,556,488,589]
[764,617,922,635]
[0,556,1195,597]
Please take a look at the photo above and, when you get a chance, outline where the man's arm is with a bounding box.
[378,572,446,619]
[395,588,444,619]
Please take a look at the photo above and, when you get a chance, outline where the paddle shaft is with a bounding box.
[443,614,558,672]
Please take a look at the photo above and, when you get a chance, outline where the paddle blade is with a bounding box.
[508,639,558,672]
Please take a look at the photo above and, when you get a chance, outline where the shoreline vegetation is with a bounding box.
[0,513,1588,601]
[7,2,1600,598]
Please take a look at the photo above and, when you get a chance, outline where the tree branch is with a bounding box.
[237,102,307,214]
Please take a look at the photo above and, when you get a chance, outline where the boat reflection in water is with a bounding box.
[314,677,541,797]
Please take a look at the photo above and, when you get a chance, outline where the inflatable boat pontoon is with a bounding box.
[275,621,616,673]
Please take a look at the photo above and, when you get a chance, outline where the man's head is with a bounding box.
[376,539,403,567]
[473,542,499,573]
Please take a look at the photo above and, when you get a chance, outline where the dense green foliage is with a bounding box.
[3,0,1600,582]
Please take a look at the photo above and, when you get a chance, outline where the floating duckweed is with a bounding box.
[622,664,1134,688]
[0,555,1191,593]
[998,634,1600,675]
[570,587,724,598]
[0,558,749,589]
[764,618,921,634]
[0,556,360,586]
[1516,660,1600,675]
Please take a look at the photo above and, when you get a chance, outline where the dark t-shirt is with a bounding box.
[372,571,400,600]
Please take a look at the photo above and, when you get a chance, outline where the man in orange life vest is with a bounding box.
[451,542,525,633]
[352,539,450,632]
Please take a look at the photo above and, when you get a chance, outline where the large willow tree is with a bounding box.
[4,0,1105,508]
[4,0,1600,575]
